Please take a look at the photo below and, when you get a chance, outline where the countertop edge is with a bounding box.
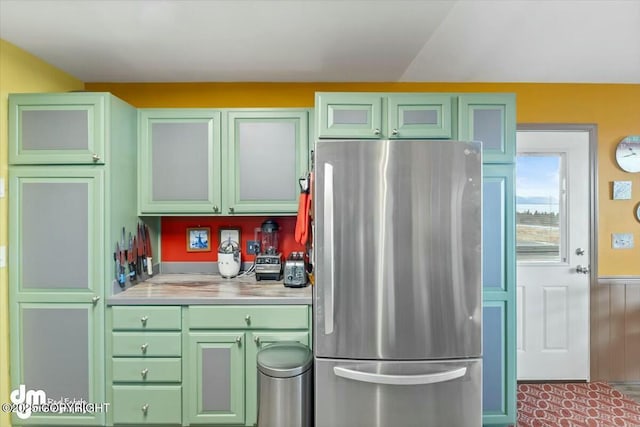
[106,297,312,306]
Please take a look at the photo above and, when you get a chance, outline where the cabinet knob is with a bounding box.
[213,205,219,213]
[92,153,100,162]
[373,128,381,136]
[254,336,261,346]
[141,368,149,379]
[141,404,149,415]
[91,296,100,305]
[140,316,148,325]
[229,207,235,214]
[244,315,251,325]
[141,343,148,353]
[236,336,242,345]
[391,129,399,136]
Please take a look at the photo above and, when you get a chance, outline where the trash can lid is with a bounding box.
[257,342,313,378]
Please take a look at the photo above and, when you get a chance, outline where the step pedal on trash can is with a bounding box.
[257,342,313,427]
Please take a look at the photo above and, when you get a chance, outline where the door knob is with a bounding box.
[576,265,590,274]
[254,336,261,346]
[141,368,149,379]
[391,129,399,136]
[141,404,149,415]
[91,296,100,305]
[575,248,585,256]
[92,153,101,162]
[141,343,149,353]
[373,128,381,136]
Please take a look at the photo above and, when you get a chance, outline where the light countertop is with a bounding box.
[107,273,313,305]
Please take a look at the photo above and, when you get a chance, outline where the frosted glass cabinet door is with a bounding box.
[186,333,245,425]
[138,110,222,214]
[316,93,383,139]
[387,94,453,138]
[11,303,104,426]
[458,94,516,163]
[9,93,106,165]
[226,111,309,214]
[482,301,516,426]
[482,165,515,292]
[9,167,103,301]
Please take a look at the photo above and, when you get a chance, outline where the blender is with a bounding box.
[254,219,282,281]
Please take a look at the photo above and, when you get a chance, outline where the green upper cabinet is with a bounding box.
[138,109,222,215]
[316,92,453,139]
[458,94,516,163]
[387,94,453,139]
[225,110,309,214]
[9,93,108,165]
[316,93,383,139]
[138,108,309,215]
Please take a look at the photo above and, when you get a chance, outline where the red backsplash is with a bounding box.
[161,216,304,262]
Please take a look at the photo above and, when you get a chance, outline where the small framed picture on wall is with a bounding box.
[187,227,211,252]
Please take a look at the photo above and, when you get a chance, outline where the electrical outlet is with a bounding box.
[247,240,260,255]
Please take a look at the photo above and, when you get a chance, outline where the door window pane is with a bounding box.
[516,155,564,262]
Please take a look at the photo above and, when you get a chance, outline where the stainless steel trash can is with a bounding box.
[257,341,313,427]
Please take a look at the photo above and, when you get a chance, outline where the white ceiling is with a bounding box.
[1,0,639,83]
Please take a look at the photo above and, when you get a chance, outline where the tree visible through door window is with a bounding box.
[516,154,564,262]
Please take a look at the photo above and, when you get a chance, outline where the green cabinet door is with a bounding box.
[9,93,107,165]
[138,109,222,214]
[387,94,453,139]
[244,331,310,426]
[482,300,516,426]
[186,332,245,425]
[316,93,383,139]
[9,167,104,302]
[10,302,105,426]
[226,110,309,214]
[482,165,516,292]
[458,94,516,163]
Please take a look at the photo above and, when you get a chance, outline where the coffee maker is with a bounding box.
[254,219,282,281]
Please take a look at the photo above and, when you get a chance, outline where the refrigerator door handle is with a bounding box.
[323,162,335,334]
[333,366,467,386]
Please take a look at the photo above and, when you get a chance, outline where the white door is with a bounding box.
[516,129,591,380]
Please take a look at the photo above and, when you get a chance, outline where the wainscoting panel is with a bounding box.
[592,278,640,381]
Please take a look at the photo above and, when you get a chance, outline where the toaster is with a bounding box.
[283,252,308,287]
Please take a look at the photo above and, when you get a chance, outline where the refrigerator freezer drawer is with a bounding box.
[315,357,481,427]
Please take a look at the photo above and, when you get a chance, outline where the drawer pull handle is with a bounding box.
[254,336,261,346]
[141,368,149,379]
[141,343,148,354]
[140,316,148,325]
[236,336,242,346]
[244,315,251,325]
[141,404,149,415]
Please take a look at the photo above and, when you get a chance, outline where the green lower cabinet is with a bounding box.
[186,332,246,425]
[112,385,182,425]
[112,358,182,383]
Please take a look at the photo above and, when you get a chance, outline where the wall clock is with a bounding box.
[615,135,640,173]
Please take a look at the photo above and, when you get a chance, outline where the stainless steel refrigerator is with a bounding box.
[313,139,482,427]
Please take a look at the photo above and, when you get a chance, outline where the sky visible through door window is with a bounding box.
[516,155,562,262]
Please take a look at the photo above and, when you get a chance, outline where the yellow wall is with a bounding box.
[0,39,83,426]
[87,82,640,276]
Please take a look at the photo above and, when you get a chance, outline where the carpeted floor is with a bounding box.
[517,382,640,426]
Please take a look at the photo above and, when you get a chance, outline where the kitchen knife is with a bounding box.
[137,223,144,275]
[145,224,153,276]
[117,242,126,287]
[128,232,136,281]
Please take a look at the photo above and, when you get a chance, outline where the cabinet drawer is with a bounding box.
[112,385,181,425]
[112,358,182,383]
[112,306,181,330]
[112,332,182,357]
[189,305,308,329]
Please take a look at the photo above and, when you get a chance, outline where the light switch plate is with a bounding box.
[0,177,4,198]
[612,181,632,200]
[612,233,634,249]
[0,246,6,268]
